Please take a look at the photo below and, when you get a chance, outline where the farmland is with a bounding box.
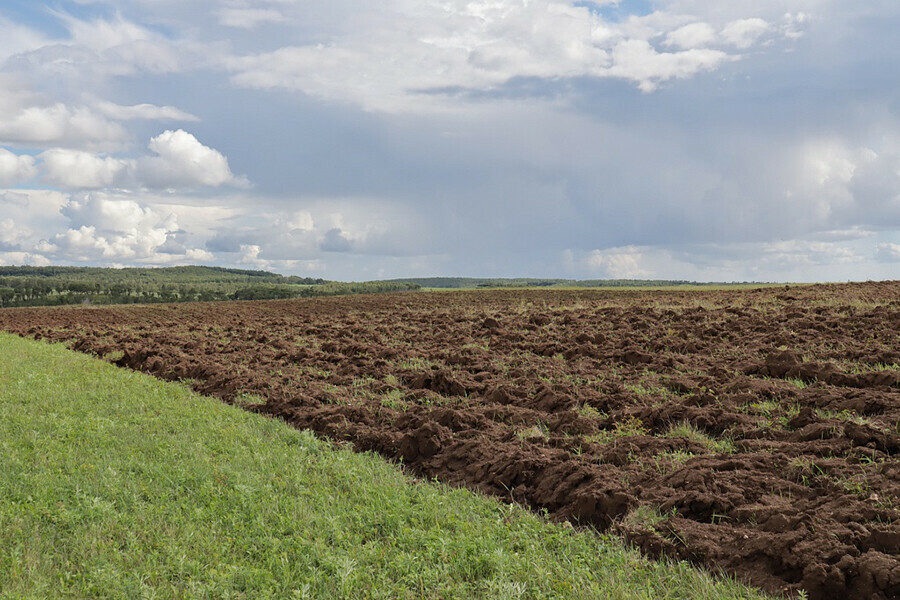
[1,333,772,598]
[1,282,898,599]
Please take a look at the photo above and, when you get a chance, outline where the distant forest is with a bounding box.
[382,277,738,289]
[0,266,762,309]
[0,266,419,308]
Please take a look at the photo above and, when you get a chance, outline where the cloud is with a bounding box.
[145,247,215,264]
[0,188,69,219]
[52,193,174,260]
[227,0,793,111]
[60,193,169,233]
[0,186,243,266]
[0,251,51,267]
[217,8,285,29]
[0,14,49,61]
[810,227,876,242]
[238,244,267,267]
[0,188,70,254]
[875,243,900,262]
[0,149,37,186]
[0,218,29,251]
[721,18,771,49]
[285,210,315,232]
[3,12,208,89]
[52,11,183,74]
[780,12,809,40]
[319,227,353,252]
[758,239,861,268]
[584,246,653,278]
[55,11,159,52]
[564,233,881,283]
[664,22,717,49]
[607,39,731,92]
[200,196,433,271]
[37,130,246,190]
[0,77,196,151]
[45,192,214,263]
[47,225,113,260]
[94,101,199,122]
[0,78,130,150]
[137,129,245,188]
[0,103,128,148]
[846,148,900,224]
[40,149,130,189]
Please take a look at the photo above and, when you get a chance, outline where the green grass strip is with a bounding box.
[0,333,772,599]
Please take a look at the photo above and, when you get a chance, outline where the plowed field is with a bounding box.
[2,282,899,600]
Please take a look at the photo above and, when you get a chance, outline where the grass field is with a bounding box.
[0,332,773,599]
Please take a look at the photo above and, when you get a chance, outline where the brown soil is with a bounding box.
[2,282,899,599]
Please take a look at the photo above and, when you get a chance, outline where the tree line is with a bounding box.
[0,266,418,308]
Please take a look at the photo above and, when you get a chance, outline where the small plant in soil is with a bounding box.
[379,389,406,410]
[815,408,869,425]
[102,349,125,362]
[517,422,550,442]
[749,400,777,416]
[665,421,735,454]
[586,415,648,444]
[398,357,440,371]
[785,377,807,389]
[577,403,604,419]
[651,450,696,475]
[622,505,675,532]
[234,392,267,408]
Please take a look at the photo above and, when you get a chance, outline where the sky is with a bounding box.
[0,0,898,282]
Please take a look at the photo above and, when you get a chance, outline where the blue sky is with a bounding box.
[0,0,898,281]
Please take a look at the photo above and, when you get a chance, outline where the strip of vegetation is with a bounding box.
[0,333,772,599]
[0,266,418,307]
[382,277,771,289]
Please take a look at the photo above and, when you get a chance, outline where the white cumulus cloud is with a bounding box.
[0,82,129,150]
[584,245,653,278]
[0,218,30,250]
[0,251,51,266]
[607,39,731,92]
[45,192,214,263]
[137,129,244,188]
[36,130,245,190]
[40,149,130,189]
[0,78,196,151]
[284,210,315,232]
[0,149,37,186]
[664,22,718,49]
[238,244,268,267]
